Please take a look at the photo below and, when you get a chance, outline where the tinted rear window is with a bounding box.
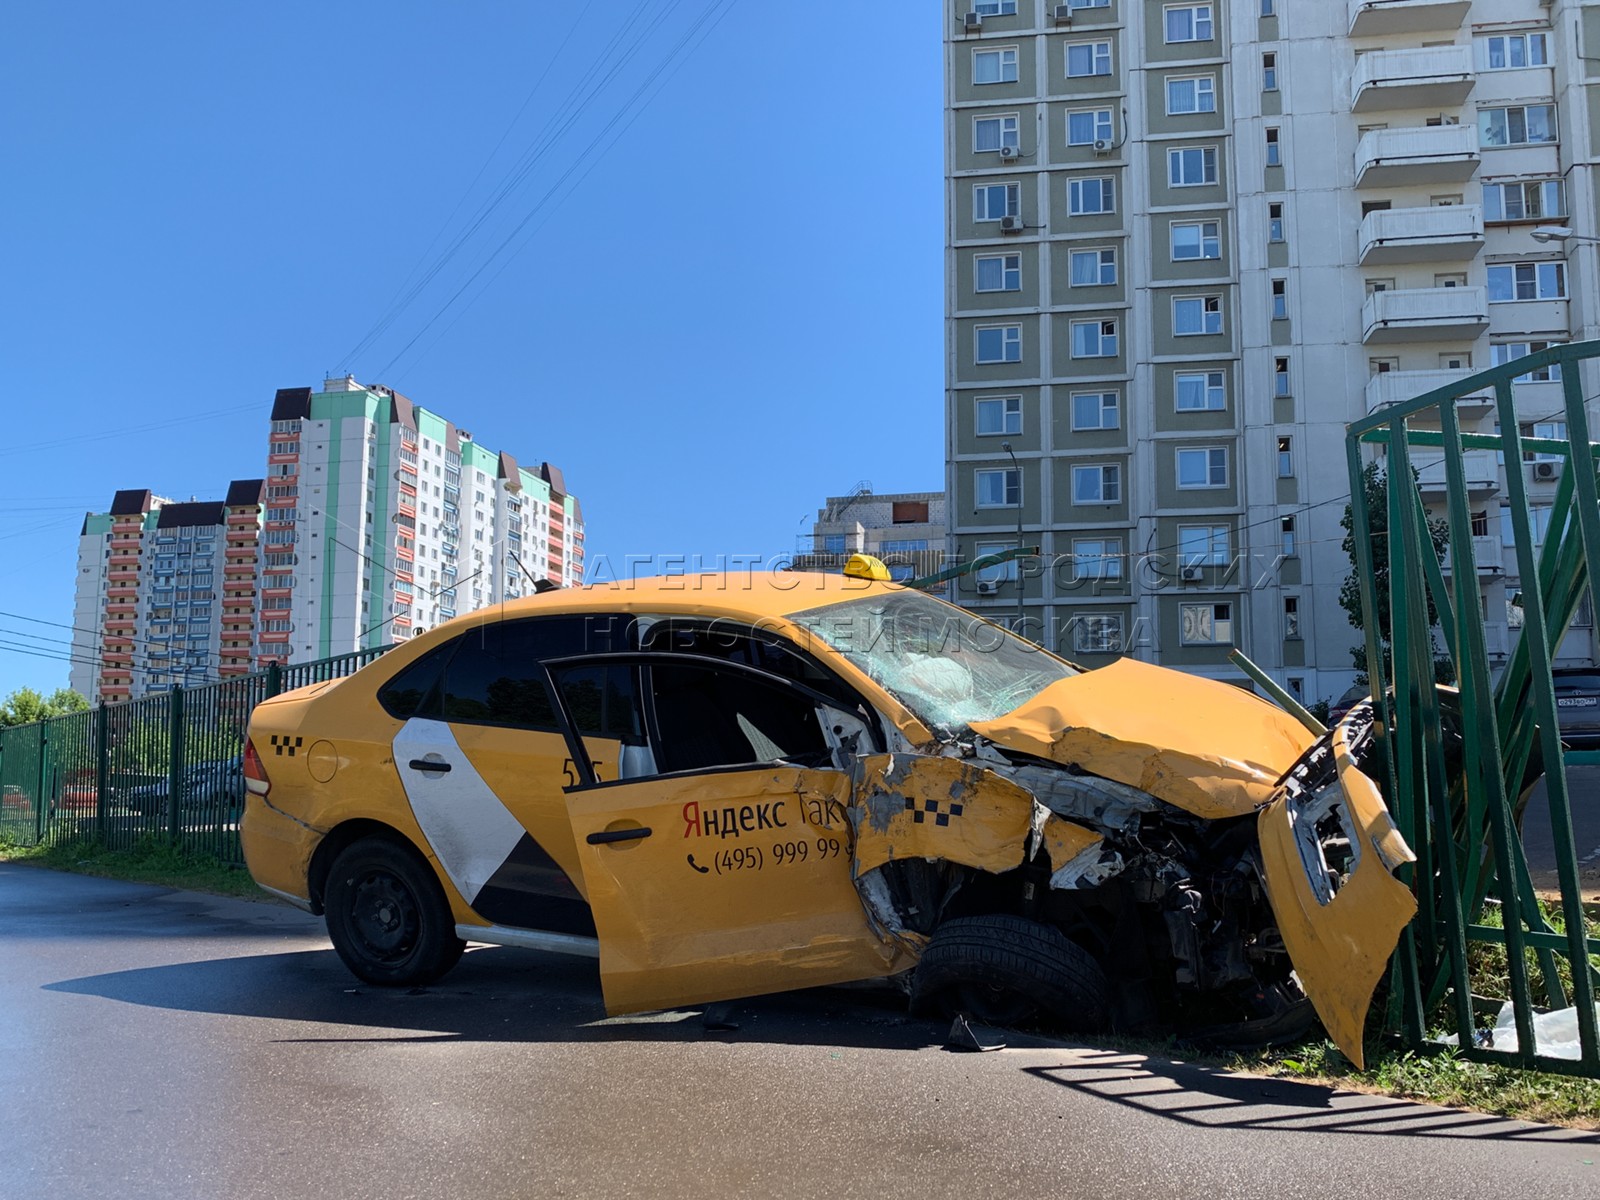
[1553,672,1600,693]
[441,616,633,729]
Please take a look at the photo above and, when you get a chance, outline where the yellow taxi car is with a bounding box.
[241,571,1415,1067]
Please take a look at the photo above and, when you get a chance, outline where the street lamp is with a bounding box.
[1530,226,1600,246]
[1001,441,1025,635]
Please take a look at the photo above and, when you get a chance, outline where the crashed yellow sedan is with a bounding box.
[240,572,1414,1067]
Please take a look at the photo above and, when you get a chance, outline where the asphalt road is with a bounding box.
[1519,766,1600,898]
[1,865,1596,1200]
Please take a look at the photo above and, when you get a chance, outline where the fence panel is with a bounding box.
[0,647,387,864]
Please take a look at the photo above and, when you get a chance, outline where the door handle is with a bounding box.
[408,759,453,774]
[587,826,652,845]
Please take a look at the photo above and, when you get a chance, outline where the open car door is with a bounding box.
[548,654,906,1014]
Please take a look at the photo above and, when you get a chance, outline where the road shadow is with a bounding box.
[43,942,947,1051]
[1024,1048,1600,1144]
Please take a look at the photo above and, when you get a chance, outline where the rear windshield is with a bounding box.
[787,589,1076,738]
[1553,672,1600,693]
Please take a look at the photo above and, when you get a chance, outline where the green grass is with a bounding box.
[0,831,266,899]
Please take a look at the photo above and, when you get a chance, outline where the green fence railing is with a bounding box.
[0,647,388,864]
[1348,340,1600,1078]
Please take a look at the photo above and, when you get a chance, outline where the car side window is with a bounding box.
[640,618,869,718]
[377,641,458,719]
[647,661,831,774]
[438,615,633,730]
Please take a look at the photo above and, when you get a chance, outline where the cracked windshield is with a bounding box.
[789,590,1076,738]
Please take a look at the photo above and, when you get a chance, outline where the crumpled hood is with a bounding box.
[969,658,1317,819]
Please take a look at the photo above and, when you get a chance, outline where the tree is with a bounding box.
[1338,461,1454,685]
[0,686,90,728]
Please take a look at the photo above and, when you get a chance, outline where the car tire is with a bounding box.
[911,914,1112,1032]
[325,838,465,986]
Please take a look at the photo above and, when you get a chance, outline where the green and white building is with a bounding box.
[945,0,1600,705]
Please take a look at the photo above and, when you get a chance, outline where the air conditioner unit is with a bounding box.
[964,11,983,31]
[1000,215,1025,234]
[1533,459,1563,482]
[1092,138,1114,155]
[976,580,1001,595]
[1180,566,1204,583]
[1053,4,1074,25]
[998,145,1021,161]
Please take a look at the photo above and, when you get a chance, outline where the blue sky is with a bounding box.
[0,1,944,695]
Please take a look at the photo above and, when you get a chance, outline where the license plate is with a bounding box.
[1557,696,1598,708]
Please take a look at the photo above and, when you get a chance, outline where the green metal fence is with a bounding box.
[1348,340,1600,1077]
[0,648,387,864]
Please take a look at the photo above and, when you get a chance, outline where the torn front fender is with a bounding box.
[848,754,1037,876]
[970,658,1316,819]
[1257,721,1417,1071]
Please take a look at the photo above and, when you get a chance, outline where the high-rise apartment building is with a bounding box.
[70,379,585,701]
[264,378,584,667]
[71,483,263,701]
[793,487,949,582]
[946,0,1600,705]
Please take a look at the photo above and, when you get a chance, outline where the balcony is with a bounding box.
[1359,204,1483,264]
[1353,45,1474,112]
[1362,285,1488,343]
[1365,368,1496,417]
[1442,534,1505,575]
[1348,0,1469,37]
[1415,449,1500,495]
[1356,124,1479,188]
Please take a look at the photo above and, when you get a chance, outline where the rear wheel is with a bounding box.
[911,914,1112,1032]
[324,838,465,986]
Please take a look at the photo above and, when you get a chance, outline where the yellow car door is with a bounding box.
[548,654,906,1015]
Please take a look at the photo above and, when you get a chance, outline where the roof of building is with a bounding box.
[541,462,566,497]
[271,387,313,421]
[109,488,152,516]
[390,391,416,429]
[225,478,265,507]
[155,501,226,529]
[499,451,520,489]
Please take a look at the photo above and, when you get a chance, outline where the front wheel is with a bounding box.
[324,838,465,986]
[911,914,1112,1032]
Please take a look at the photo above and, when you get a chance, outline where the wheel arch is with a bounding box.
[308,818,430,915]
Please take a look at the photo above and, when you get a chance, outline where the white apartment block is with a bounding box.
[796,488,949,583]
[946,0,1600,705]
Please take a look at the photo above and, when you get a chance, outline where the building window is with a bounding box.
[1166,76,1216,115]
[1283,596,1301,640]
[1479,104,1557,148]
[1073,614,1124,654]
[1274,356,1291,397]
[1067,109,1115,145]
[1265,126,1281,166]
[1260,0,1274,13]
[974,181,1021,222]
[1281,515,1297,557]
[1168,146,1218,186]
[1488,262,1566,302]
[1483,179,1564,222]
[1164,4,1213,42]
[1182,603,1234,645]
[974,114,1021,154]
[1072,539,1123,581]
[975,253,1022,292]
[1177,446,1229,489]
[976,468,1022,508]
[975,540,1019,583]
[975,324,1022,363]
[1174,295,1223,336]
[1070,319,1118,358]
[1262,52,1277,91]
[1072,463,1121,504]
[973,0,1017,13]
[1482,33,1549,70]
[1065,41,1112,78]
[1170,220,1220,260]
[974,46,1019,84]
[1065,0,1110,8]
[1179,524,1230,567]
[1069,247,1117,286]
[1271,278,1288,319]
[1072,391,1119,430]
[1175,370,1225,411]
[1068,176,1115,214]
[976,395,1023,436]
[1268,202,1284,242]
[1277,435,1294,477]
[1492,340,1563,382]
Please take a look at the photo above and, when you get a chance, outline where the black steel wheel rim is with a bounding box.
[349,870,420,963]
